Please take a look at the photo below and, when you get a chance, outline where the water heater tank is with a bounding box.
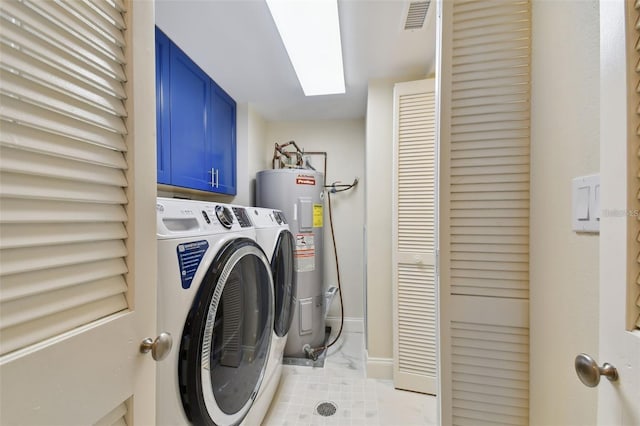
[256,168,325,358]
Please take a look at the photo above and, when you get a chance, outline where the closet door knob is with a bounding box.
[140,332,173,361]
[574,353,618,387]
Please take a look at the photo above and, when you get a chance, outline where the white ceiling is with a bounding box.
[155,0,436,121]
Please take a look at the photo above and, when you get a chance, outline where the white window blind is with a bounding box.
[0,0,129,356]
[632,0,640,330]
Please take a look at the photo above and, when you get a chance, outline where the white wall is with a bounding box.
[236,103,269,205]
[265,119,366,324]
[246,106,269,205]
[364,79,395,375]
[235,103,251,205]
[530,1,600,424]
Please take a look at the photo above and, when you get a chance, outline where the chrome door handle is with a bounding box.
[208,168,219,188]
[208,168,215,187]
[574,353,618,387]
[140,332,172,361]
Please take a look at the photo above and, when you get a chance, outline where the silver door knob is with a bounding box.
[574,353,618,387]
[140,332,173,361]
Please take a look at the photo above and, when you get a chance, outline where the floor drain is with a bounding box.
[315,401,338,417]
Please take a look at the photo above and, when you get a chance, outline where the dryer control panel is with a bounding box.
[250,207,288,229]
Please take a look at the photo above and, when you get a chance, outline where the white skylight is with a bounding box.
[266,0,346,96]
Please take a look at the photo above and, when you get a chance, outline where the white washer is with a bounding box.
[156,197,274,426]
[242,207,296,426]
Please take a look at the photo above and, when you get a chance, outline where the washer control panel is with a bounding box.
[232,207,252,228]
[215,205,234,229]
[156,197,256,237]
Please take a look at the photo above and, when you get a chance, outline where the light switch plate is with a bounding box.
[572,174,600,233]
[575,186,590,220]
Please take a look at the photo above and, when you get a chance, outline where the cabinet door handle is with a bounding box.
[208,168,220,188]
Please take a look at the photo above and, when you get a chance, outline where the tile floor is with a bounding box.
[262,331,438,426]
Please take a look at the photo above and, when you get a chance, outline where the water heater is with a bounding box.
[256,168,324,358]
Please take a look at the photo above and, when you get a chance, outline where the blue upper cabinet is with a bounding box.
[169,42,211,191]
[210,82,236,195]
[155,28,171,185]
[155,27,237,195]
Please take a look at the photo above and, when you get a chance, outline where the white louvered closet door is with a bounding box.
[0,0,157,424]
[438,0,531,424]
[392,79,437,395]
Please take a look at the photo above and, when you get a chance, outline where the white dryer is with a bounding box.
[242,207,296,425]
[156,197,274,426]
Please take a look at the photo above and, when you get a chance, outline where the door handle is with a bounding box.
[574,353,618,387]
[140,332,173,361]
[208,168,219,188]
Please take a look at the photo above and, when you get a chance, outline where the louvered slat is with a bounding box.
[398,91,435,254]
[18,0,126,66]
[59,0,126,48]
[0,122,127,168]
[450,0,530,299]
[452,321,529,426]
[94,402,129,426]
[0,222,128,250]
[0,259,128,303]
[84,0,127,30]
[0,146,128,186]
[397,265,437,376]
[1,44,126,116]
[0,1,127,89]
[0,0,129,356]
[0,95,127,151]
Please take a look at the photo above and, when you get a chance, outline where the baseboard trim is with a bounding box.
[325,316,364,334]
[365,351,393,380]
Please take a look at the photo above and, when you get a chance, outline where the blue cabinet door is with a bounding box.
[155,28,171,185]
[169,43,213,192]
[155,27,237,195]
[210,83,236,195]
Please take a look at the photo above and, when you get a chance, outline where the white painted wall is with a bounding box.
[530,1,600,424]
[264,120,366,324]
[236,103,269,205]
[246,105,269,206]
[364,79,395,375]
[235,103,251,205]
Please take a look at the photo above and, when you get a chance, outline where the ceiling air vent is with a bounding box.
[404,1,430,30]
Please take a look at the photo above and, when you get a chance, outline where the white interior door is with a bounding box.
[436,0,532,424]
[0,1,158,424]
[595,2,640,424]
[392,79,437,395]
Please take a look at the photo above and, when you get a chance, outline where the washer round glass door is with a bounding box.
[179,238,274,426]
[272,230,296,337]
